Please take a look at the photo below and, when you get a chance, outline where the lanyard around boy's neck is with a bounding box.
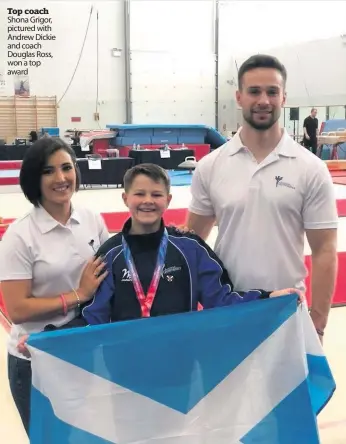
[121,228,169,317]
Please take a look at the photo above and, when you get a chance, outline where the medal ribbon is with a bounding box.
[122,229,168,317]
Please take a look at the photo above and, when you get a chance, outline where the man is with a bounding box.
[303,108,319,155]
[186,54,338,341]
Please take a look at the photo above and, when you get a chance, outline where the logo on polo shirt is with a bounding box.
[275,175,295,190]
[275,176,283,187]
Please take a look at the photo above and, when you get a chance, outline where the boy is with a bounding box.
[81,164,299,325]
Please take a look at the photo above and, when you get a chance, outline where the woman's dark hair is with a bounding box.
[20,137,81,206]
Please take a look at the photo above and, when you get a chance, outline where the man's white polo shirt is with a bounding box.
[0,205,109,359]
[189,129,338,292]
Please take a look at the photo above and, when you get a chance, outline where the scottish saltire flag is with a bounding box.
[27,295,335,444]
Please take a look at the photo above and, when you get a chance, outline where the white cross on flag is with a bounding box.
[27,295,335,443]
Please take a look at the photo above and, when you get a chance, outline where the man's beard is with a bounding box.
[243,109,280,131]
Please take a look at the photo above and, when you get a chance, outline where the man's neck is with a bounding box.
[239,123,283,163]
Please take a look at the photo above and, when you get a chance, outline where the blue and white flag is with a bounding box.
[27,295,335,444]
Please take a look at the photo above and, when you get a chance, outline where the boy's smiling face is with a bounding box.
[122,174,172,234]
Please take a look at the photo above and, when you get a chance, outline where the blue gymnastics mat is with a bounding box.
[168,170,193,186]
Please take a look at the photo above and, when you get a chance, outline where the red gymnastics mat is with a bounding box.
[1,251,345,324]
[0,161,22,170]
[330,168,346,185]
[0,161,21,186]
[2,203,346,238]
[1,207,346,317]
[330,170,346,177]
[332,177,346,185]
[3,203,343,242]
[0,208,188,239]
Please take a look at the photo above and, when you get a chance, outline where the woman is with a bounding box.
[0,138,109,435]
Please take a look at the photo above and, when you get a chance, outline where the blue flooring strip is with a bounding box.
[168,171,193,186]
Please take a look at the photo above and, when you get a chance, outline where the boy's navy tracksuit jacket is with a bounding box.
[44,218,270,332]
[77,219,270,326]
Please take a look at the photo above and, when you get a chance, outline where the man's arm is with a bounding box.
[302,160,338,338]
[186,158,216,240]
[306,228,337,336]
[185,211,216,241]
